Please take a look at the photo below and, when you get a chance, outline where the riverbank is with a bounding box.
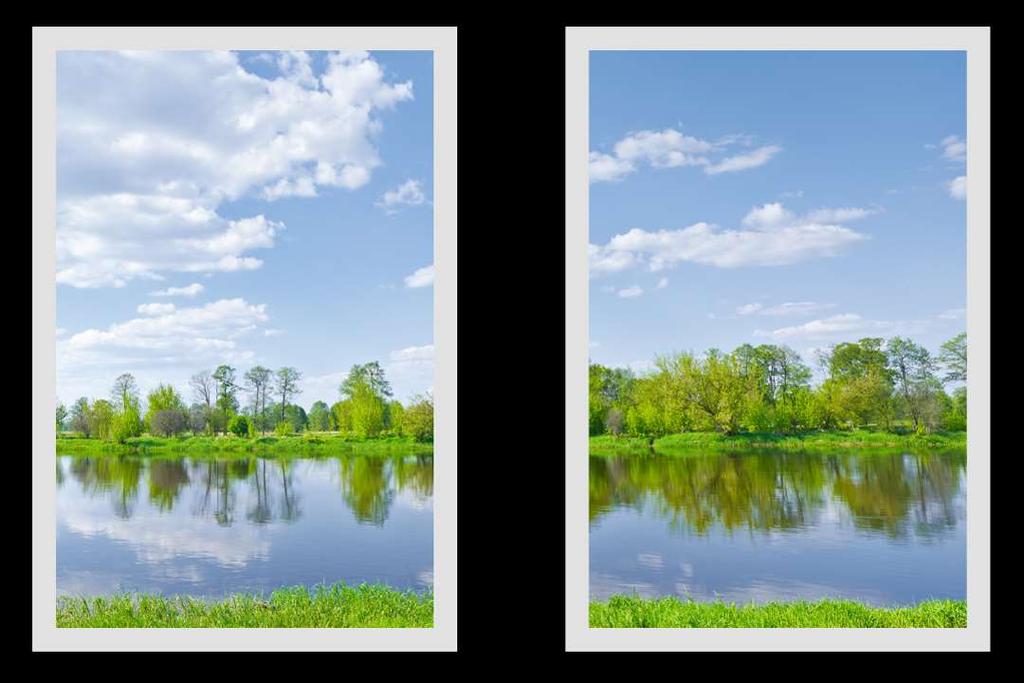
[590,430,966,456]
[57,583,433,628]
[589,596,966,628]
[55,433,433,458]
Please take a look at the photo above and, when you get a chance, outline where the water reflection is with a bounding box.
[590,451,965,540]
[65,454,433,527]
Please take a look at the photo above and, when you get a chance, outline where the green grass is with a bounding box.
[590,430,966,457]
[589,596,966,628]
[56,432,433,458]
[57,583,433,628]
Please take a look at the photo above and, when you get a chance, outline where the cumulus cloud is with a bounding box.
[150,282,205,298]
[57,298,271,401]
[948,175,966,200]
[57,50,413,287]
[403,264,434,288]
[589,202,868,274]
[590,128,779,183]
[376,179,428,213]
[938,135,967,163]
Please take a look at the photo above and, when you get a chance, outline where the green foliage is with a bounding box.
[56,401,68,432]
[340,361,392,400]
[387,400,406,436]
[589,597,965,628]
[111,399,143,443]
[939,332,967,383]
[273,420,294,436]
[330,399,354,433]
[402,394,434,443]
[351,379,386,437]
[590,334,967,438]
[307,401,331,431]
[228,414,254,438]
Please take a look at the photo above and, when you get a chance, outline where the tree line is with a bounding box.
[589,333,966,437]
[57,361,434,443]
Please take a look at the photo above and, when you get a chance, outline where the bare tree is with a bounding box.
[190,370,215,409]
[275,367,302,422]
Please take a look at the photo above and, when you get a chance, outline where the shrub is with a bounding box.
[274,420,294,436]
[228,414,253,438]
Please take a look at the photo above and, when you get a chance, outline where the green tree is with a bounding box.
[211,365,239,433]
[340,362,392,400]
[307,401,331,431]
[351,379,386,437]
[56,400,68,433]
[886,337,939,430]
[274,367,302,423]
[144,384,187,434]
[387,400,406,435]
[70,397,91,436]
[403,394,434,443]
[244,365,273,434]
[227,414,254,438]
[330,399,354,433]
[939,332,967,383]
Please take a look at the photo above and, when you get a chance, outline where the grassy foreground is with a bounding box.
[56,433,433,458]
[589,596,966,628]
[57,583,433,628]
[590,430,966,457]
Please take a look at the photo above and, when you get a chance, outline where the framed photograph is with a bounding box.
[566,27,989,651]
[33,26,456,651]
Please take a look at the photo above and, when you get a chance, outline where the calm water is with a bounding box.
[57,454,433,598]
[590,451,965,606]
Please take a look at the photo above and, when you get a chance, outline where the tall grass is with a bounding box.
[57,583,433,628]
[589,596,966,628]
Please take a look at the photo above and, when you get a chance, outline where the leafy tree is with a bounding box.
[939,332,967,383]
[227,414,253,438]
[307,401,331,431]
[330,400,354,433]
[211,365,239,427]
[89,399,117,441]
[351,378,386,437]
[188,403,209,434]
[274,419,294,436]
[56,401,68,433]
[284,403,308,432]
[340,362,392,400]
[403,394,434,442]
[189,370,216,433]
[244,365,273,434]
[70,397,91,436]
[144,384,187,434]
[886,337,939,430]
[274,367,302,423]
[387,400,405,435]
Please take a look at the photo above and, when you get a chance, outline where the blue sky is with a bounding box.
[56,50,433,409]
[589,51,967,376]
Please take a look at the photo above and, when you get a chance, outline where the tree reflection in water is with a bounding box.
[62,454,433,527]
[590,451,965,539]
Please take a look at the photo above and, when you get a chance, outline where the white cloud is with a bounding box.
[804,207,879,223]
[150,282,205,298]
[948,175,967,200]
[262,328,284,337]
[939,135,967,163]
[588,152,635,183]
[390,344,434,362]
[403,264,434,288]
[655,277,668,290]
[737,301,836,317]
[137,302,175,316]
[57,298,270,401]
[618,286,643,298]
[376,179,428,213]
[736,303,763,315]
[590,202,868,274]
[755,313,926,341]
[704,145,781,175]
[590,128,778,183]
[57,50,413,287]
[938,307,965,320]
